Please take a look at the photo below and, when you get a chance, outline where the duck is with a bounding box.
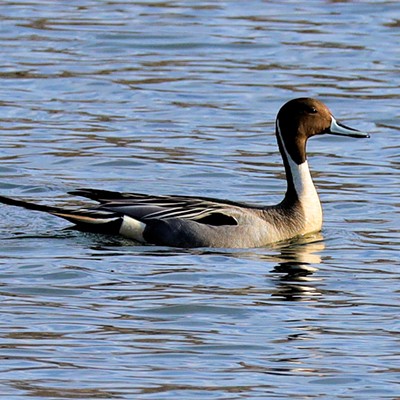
[0,98,369,248]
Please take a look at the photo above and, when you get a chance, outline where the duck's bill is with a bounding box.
[329,117,369,138]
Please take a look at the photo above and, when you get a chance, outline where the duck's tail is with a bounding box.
[0,195,62,214]
[0,195,123,233]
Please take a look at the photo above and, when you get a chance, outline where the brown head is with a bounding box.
[276,98,369,165]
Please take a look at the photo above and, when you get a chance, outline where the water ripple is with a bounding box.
[0,0,399,399]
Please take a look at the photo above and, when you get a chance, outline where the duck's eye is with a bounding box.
[302,105,318,114]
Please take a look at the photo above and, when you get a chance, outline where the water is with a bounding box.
[0,1,399,398]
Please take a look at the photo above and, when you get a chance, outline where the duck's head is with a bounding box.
[276,98,369,164]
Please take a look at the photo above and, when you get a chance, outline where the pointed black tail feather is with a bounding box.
[0,195,61,214]
[0,194,123,233]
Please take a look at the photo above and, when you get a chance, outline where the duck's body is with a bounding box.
[0,98,368,248]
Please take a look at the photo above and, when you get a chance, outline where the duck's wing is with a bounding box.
[71,188,242,226]
[70,188,248,208]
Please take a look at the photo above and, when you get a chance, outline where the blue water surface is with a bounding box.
[0,1,399,398]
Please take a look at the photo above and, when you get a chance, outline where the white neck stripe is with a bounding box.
[276,119,322,232]
[276,119,318,201]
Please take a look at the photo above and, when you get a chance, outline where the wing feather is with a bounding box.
[72,188,243,226]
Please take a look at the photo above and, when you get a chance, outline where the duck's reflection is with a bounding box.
[270,233,325,301]
[84,230,325,302]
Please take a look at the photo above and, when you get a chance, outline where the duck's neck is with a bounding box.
[276,121,323,233]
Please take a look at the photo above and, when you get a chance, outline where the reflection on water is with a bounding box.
[272,234,324,301]
[0,0,400,399]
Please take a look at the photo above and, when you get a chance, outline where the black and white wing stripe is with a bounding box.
[72,188,240,225]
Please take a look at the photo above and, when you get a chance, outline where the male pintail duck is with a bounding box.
[0,98,369,248]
